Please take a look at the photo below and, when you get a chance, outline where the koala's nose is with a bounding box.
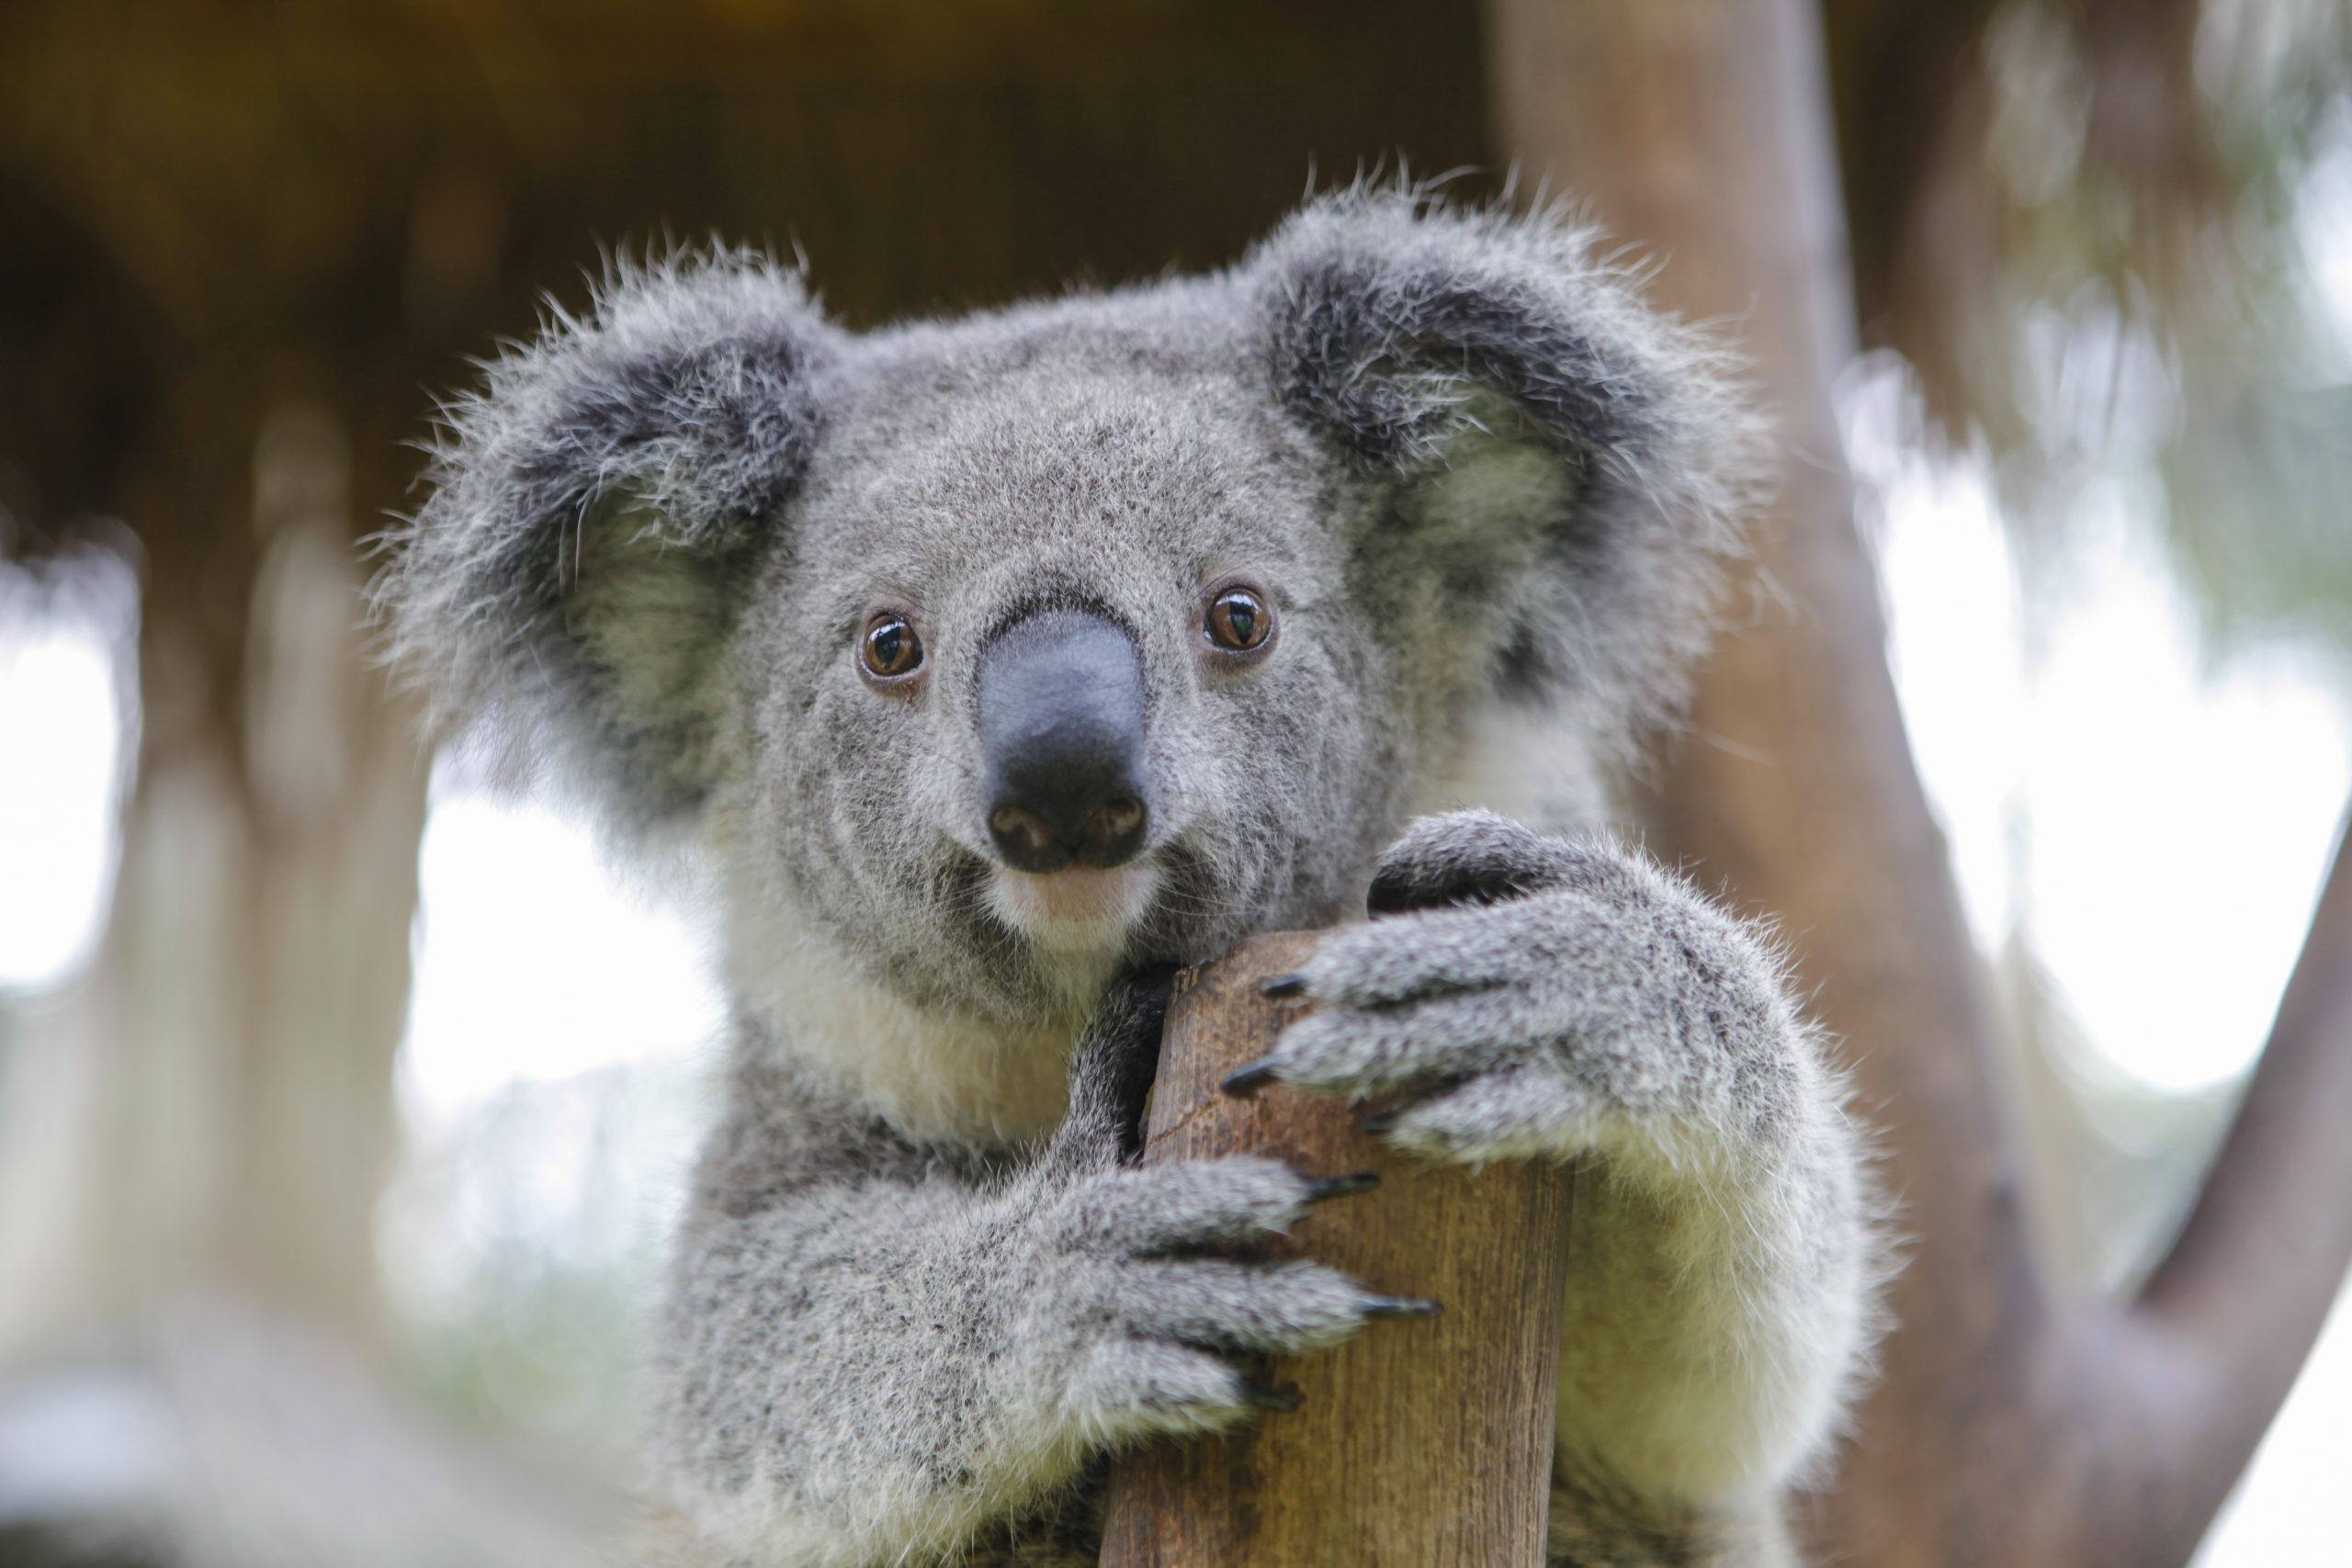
[976,609,1152,874]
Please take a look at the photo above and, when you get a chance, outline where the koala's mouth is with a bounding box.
[986,861,1162,951]
[924,835,1235,1010]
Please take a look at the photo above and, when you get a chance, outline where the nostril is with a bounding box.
[1078,795,1149,869]
[989,803,1072,874]
[1095,796,1144,841]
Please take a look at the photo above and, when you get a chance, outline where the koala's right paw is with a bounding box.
[1016,1156,1424,1445]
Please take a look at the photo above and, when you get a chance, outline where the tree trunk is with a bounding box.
[1485,2,2352,1563]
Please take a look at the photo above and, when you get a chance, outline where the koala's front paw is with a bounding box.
[1015,1157,1428,1446]
[1229,810,1803,1166]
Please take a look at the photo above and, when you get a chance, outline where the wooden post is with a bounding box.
[1098,931,1575,1567]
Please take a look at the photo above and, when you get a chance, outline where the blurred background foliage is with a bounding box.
[0,0,2347,1563]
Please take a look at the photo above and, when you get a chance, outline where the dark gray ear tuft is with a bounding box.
[374,250,839,828]
[1251,186,1770,752]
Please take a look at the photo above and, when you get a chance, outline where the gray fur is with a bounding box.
[378,251,840,824]
[377,185,1878,1567]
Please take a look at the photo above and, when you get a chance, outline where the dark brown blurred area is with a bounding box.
[0,0,1489,552]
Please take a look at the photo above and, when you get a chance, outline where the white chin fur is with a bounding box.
[989,863,1159,951]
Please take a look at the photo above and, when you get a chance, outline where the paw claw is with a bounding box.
[1220,1057,1285,1098]
[1300,1171,1380,1203]
[1259,971,1309,998]
[1361,1295,1442,1320]
[1241,1382,1303,1413]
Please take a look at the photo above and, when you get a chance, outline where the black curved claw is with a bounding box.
[1221,1056,1285,1098]
[1302,1172,1381,1204]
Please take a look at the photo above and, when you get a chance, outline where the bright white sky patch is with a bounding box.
[1857,357,2352,1094]
[0,556,133,991]
[2020,500,2349,1090]
[2292,99,2352,378]
[395,768,726,1134]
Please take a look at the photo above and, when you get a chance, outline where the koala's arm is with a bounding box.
[644,983,1402,1568]
[1544,986,1871,1544]
[1248,812,1880,1537]
[1537,869,1872,1518]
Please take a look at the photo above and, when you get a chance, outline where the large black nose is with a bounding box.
[976,609,1151,873]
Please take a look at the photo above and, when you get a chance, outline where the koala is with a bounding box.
[377,187,1881,1568]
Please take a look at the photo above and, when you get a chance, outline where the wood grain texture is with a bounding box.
[1098,931,1574,1568]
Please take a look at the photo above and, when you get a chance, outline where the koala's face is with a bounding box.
[380,191,1760,1030]
[731,306,1415,1021]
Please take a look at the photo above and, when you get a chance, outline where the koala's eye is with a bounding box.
[859,613,924,683]
[1204,584,1275,658]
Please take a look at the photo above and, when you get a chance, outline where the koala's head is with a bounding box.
[378,189,1763,1032]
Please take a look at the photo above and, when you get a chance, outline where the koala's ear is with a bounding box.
[375,252,839,828]
[1251,188,1769,746]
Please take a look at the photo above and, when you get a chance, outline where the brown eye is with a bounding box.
[1204,585,1274,656]
[859,613,923,682]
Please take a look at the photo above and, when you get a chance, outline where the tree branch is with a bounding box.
[2115,809,2352,1560]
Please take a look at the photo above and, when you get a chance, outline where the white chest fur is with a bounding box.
[721,894,1079,1145]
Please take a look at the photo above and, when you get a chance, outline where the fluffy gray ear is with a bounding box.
[376,252,838,827]
[1251,188,1769,749]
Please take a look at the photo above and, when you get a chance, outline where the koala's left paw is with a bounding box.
[1233,810,1799,1166]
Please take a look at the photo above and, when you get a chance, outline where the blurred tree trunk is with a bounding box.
[0,389,427,1363]
[1487,2,2352,1563]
